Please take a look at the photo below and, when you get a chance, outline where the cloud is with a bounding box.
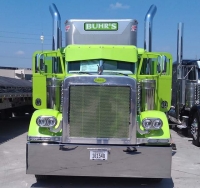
[110,2,130,9]
[15,50,25,55]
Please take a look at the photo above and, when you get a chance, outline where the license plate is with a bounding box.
[90,150,108,160]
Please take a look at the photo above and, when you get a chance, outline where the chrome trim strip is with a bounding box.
[137,138,170,144]
[65,137,131,145]
[27,136,61,142]
[62,75,137,144]
[87,148,111,151]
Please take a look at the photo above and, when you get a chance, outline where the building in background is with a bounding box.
[0,66,32,81]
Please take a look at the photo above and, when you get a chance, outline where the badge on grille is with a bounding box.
[94,78,106,83]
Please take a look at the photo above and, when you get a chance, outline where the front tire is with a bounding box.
[151,178,163,183]
[191,113,200,147]
[35,175,48,180]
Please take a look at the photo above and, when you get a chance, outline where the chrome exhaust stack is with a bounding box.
[49,3,62,50]
[176,22,184,121]
[139,5,157,113]
[177,22,184,79]
[48,4,62,110]
[141,79,156,111]
[167,23,184,125]
[144,4,157,52]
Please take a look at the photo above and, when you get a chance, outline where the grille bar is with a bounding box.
[62,75,137,145]
[69,86,130,138]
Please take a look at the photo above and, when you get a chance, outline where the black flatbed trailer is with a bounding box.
[0,76,32,119]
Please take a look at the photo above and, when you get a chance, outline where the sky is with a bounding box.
[0,0,200,68]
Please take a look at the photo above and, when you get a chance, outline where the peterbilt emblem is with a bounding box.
[94,78,106,83]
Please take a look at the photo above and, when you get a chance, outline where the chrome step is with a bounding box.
[177,124,187,129]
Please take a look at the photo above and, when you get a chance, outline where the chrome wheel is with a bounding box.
[191,118,198,140]
[191,113,200,147]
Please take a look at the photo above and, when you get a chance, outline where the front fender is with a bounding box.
[138,110,170,139]
[28,109,62,137]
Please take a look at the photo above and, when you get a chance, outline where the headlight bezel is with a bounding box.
[152,119,163,129]
[142,118,163,130]
[142,119,153,130]
[36,116,57,127]
[36,116,47,127]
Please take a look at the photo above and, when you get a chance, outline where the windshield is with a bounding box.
[68,59,135,75]
[198,69,200,80]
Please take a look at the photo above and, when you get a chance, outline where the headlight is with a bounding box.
[36,116,57,127]
[46,117,57,127]
[36,117,47,127]
[142,118,163,130]
[153,119,163,129]
[142,119,153,129]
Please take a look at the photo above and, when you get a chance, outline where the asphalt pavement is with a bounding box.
[0,116,200,188]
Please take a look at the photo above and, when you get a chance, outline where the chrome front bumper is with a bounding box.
[26,143,171,178]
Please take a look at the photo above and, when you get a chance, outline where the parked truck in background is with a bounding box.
[26,4,173,181]
[168,23,200,147]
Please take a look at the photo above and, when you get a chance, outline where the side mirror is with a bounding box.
[157,63,161,73]
[157,55,166,74]
[37,54,45,72]
[40,58,45,71]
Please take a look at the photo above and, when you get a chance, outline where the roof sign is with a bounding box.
[84,22,118,31]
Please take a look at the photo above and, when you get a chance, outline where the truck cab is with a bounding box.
[170,59,200,146]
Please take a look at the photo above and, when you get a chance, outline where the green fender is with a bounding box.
[28,109,62,137]
[137,110,171,139]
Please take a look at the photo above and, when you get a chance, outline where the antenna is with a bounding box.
[40,33,44,52]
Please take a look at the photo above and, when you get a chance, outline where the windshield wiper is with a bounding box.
[71,71,92,75]
[109,72,128,76]
[104,71,129,76]
[116,72,128,76]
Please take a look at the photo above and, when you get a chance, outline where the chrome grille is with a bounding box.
[196,84,200,104]
[69,86,130,138]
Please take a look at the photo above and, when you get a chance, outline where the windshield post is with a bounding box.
[98,60,104,75]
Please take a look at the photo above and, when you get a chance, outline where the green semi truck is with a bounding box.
[26,4,172,181]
